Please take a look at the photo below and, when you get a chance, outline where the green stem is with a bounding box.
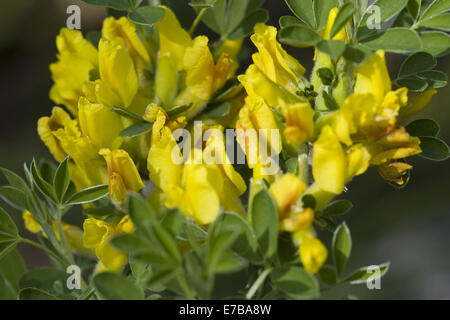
[189,8,208,35]
[246,267,272,300]
[177,275,195,300]
[20,237,68,268]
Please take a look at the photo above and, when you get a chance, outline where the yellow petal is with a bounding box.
[312,126,346,194]
[354,50,391,104]
[251,23,305,93]
[155,6,192,70]
[299,237,328,274]
[78,97,124,148]
[269,173,306,217]
[82,217,113,249]
[22,210,41,234]
[102,16,150,64]
[399,88,437,119]
[99,148,145,192]
[98,38,138,107]
[37,107,81,162]
[56,28,98,66]
[378,161,413,185]
[184,36,215,101]
[95,239,127,272]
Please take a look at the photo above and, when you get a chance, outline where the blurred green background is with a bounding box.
[0,0,449,299]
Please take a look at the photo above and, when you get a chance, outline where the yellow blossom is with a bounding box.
[78,97,124,149]
[99,148,145,202]
[83,216,133,271]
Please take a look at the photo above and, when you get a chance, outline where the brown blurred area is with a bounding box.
[0,0,449,299]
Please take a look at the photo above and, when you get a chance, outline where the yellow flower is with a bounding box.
[99,148,145,202]
[269,174,306,218]
[22,210,41,234]
[37,107,80,162]
[399,88,437,119]
[298,233,328,274]
[78,97,124,149]
[155,6,192,71]
[378,161,413,186]
[239,64,315,146]
[236,95,282,168]
[148,121,246,224]
[365,127,421,165]
[49,28,98,115]
[312,126,346,194]
[102,16,150,65]
[251,23,306,93]
[312,126,370,195]
[329,51,409,147]
[83,216,133,271]
[94,37,139,108]
[184,36,216,101]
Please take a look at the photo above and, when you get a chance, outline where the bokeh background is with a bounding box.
[1,0,449,299]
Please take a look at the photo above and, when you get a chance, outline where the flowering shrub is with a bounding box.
[0,0,449,300]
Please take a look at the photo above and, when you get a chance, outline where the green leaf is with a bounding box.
[93,272,144,300]
[205,102,231,118]
[420,0,450,21]
[271,266,319,299]
[226,0,264,33]
[316,39,346,60]
[228,9,269,40]
[0,207,19,261]
[330,3,355,39]
[18,288,58,300]
[419,137,450,161]
[406,119,440,137]
[322,200,353,217]
[133,251,175,268]
[318,265,338,285]
[127,193,157,234]
[208,230,238,274]
[396,77,429,92]
[128,6,165,26]
[161,209,183,238]
[343,43,372,64]
[358,0,409,36]
[419,13,450,31]
[417,70,448,88]
[1,168,30,192]
[316,68,334,86]
[420,31,450,57]
[0,186,29,210]
[407,0,421,20]
[279,25,322,47]
[314,0,339,30]
[166,103,192,118]
[53,156,70,203]
[19,268,67,292]
[66,184,108,205]
[250,189,278,260]
[190,0,217,9]
[284,0,316,28]
[80,0,131,10]
[0,249,26,298]
[120,122,153,138]
[111,106,144,121]
[214,212,262,263]
[398,52,436,77]
[215,254,247,274]
[31,160,57,203]
[332,222,352,275]
[345,262,390,284]
[361,28,422,53]
[110,233,151,253]
[279,16,302,28]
